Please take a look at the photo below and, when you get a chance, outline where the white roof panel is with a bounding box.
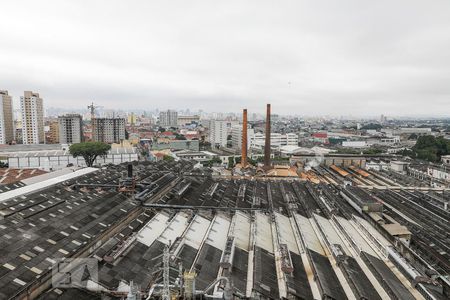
[0,167,98,203]
[233,212,251,251]
[184,215,211,249]
[274,212,300,255]
[137,213,170,247]
[255,212,273,253]
[205,215,231,250]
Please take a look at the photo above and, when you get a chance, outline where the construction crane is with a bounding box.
[87,102,102,141]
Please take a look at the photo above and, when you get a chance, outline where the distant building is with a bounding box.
[250,132,298,150]
[4,146,137,170]
[58,114,83,144]
[127,112,137,125]
[0,90,14,144]
[231,124,254,150]
[177,115,200,127]
[21,91,45,144]
[151,139,199,151]
[93,118,125,144]
[208,120,230,147]
[342,140,367,148]
[390,161,409,174]
[442,155,450,166]
[159,110,178,128]
[47,121,60,144]
[311,132,328,144]
[399,127,432,135]
[427,165,450,182]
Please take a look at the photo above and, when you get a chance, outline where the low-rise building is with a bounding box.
[390,161,409,174]
[311,132,328,144]
[441,155,450,166]
[342,140,367,148]
[4,147,138,170]
[172,150,212,162]
[427,165,450,182]
[151,139,199,151]
[177,115,200,127]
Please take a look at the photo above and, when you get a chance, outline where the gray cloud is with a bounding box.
[0,0,449,116]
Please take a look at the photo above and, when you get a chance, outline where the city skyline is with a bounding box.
[1,1,450,116]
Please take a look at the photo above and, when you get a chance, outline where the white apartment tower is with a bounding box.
[93,118,125,144]
[231,124,254,150]
[159,110,178,128]
[58,114,83,144]
[0,90,14,144]
[21,91,45,144]
[208,120,229,147]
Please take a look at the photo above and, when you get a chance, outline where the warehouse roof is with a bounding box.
[0,167,98,203]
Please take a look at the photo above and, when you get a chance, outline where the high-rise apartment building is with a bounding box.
[208,120,230,147]
[21,91,45,144]
[231,124,254,150]
[0,90,14,144]
[47,121,60,144]
[58,114,83,144]
[159,110,178,128]
[92,118,125,144]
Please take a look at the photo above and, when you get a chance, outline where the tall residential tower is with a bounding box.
[58,114,83,144]
[21,91,44,144]
[92,118,125,144]
[0,90,14,144]
[159,110,178,128]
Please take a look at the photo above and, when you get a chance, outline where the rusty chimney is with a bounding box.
[264,104,271,169]
[242,109,248,167]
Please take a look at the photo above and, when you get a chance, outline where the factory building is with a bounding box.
[5,147,137,170]
[58,114,83,144]
[92,118,125,144]
[0,161,446,299]
[0,90,14,144]
[20,91,45,144]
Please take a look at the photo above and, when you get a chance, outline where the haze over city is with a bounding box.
[1,0,450,116]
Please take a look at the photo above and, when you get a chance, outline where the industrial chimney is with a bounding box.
[242,109,248,168]
[264,104,271,169]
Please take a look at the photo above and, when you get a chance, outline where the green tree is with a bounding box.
[412,135,450,162]
[69,142,111,167]
[163,155,174,161]
[228,157,235,169]
[175,134,186,140]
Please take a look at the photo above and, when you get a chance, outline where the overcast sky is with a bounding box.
[1,1,449,116]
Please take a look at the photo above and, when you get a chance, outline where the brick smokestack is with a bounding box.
[242,109,248,167]
[264,104,271,169]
